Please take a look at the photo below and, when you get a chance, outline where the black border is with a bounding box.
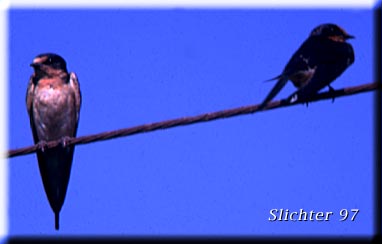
[4,236,381,244]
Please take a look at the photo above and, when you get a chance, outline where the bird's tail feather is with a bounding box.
[258,75,289,110]
[55,211,60,230]
[263,74,283,82]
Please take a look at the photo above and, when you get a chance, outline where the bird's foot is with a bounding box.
[289,94,298,104]
[60,136,72,148]
[289,93,309,107]
[36,140,48,152]
[328,85,336,103]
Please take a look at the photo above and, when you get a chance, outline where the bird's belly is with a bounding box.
[33,87,76,141]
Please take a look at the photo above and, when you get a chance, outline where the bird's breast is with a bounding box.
[32,83,77,141]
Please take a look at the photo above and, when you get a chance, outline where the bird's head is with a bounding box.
[30,53,68,74]
[310,23,354,42]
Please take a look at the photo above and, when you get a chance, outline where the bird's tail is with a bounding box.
[263,74,283,82]
[258,75,289,110]
[55,211,60,230]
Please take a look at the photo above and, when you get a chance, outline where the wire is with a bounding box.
[6,82,380,158]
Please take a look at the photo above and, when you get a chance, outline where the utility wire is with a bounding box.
[6,82,380,158]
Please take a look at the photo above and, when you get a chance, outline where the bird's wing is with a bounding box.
[282,38,319,78]
[26,76,40,144]
[26,76,35,119]
[69,72,81,135]
[259,38,318,110]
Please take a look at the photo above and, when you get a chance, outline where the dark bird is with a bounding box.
[259,23,355,110]
[26,53,81,230]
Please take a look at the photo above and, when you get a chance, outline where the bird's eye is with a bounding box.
[44,57,53,65]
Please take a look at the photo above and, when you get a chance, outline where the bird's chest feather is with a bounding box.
[32,81,76,141]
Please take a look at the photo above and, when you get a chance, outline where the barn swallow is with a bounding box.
[26,53,81,230]
[259,23,354,110]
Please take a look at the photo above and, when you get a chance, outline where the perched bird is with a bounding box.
[26,53,81,230]
[259,23,354,110]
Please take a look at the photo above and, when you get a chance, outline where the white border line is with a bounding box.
[0,0,10,241]
[8,0,377,8]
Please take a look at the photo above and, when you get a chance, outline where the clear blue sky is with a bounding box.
[8,8,375,236]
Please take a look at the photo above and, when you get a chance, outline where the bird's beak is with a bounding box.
[345,34,355,39]
[30,63,40,68]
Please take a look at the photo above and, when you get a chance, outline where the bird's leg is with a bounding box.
[60,136,72,148]
[328,85,336,103]
[36,140,48,152]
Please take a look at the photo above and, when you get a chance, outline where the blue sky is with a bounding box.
[7,6,376,236]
